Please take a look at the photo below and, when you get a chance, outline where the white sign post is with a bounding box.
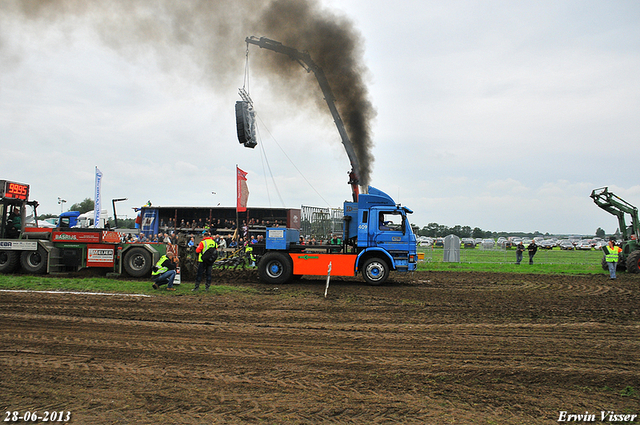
[324,262,332,298]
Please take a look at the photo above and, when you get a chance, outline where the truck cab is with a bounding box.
[344,186,418,278]
[58,211,81,229]
[58,210,108,229]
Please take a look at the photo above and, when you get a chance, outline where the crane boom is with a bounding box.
[245,36,361,201]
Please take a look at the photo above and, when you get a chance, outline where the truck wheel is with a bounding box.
[362,257,389,285]
[626,250,640,273]
[258,252,293,284]
[0,251,20,273]
[123,247,152,277]
[20,246,48,274]
[601,257,608,271]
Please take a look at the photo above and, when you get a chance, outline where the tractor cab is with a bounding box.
[0,180,35,239]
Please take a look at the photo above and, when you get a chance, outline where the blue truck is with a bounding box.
[255,186,417,285]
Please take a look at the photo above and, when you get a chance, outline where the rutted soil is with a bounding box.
[1,271,639,424]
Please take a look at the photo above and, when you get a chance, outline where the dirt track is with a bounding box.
[1,271,639,424]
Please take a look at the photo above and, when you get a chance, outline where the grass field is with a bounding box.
[418,246,608,274]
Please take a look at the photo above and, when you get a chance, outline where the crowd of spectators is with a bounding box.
[122,215,339,248]
[122,232,179,244]
[156,217,286,233]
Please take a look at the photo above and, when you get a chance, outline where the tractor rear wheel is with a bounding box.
[20,245,48,274]
[0,251,20,273]
[626,250,640,273]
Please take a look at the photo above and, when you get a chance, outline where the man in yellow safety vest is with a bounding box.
[152,251,179,291]
[603,238,623,279]
[193,232,218,291]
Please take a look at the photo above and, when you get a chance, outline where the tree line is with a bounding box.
[411,223,496,239]
[411,223,605,239]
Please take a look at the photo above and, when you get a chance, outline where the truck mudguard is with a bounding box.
[355,247,396,273]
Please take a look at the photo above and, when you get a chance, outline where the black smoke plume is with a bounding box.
[1,0,375,185]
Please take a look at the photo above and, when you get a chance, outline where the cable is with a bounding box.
[255,123,285,207]
[242,42,250,92]
[255,113,333,208]
[243,42,332,209]
[255,124,285,207]
[258,132,272,208]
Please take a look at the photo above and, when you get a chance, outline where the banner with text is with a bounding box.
[94,166,103,228]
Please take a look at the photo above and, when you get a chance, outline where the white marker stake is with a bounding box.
[324,262,332,298]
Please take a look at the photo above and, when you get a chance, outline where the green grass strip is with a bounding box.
[0,274,254,296]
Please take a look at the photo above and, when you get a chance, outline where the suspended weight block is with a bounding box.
[235,101,257,148]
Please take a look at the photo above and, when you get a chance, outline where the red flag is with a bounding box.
[236,166,249,212]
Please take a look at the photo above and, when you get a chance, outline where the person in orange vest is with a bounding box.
[603,238,623,279]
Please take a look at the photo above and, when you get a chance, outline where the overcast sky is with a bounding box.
[1,0,639,235]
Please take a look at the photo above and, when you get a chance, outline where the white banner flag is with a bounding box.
[94,166,103,228]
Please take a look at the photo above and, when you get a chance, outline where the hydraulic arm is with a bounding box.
[246,36,361,201]
[590,187,640,241]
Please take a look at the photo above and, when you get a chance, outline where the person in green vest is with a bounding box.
[151,251,179,291]
[603,238,623,279]
[245,243,256,267]
[329,234,342,253]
